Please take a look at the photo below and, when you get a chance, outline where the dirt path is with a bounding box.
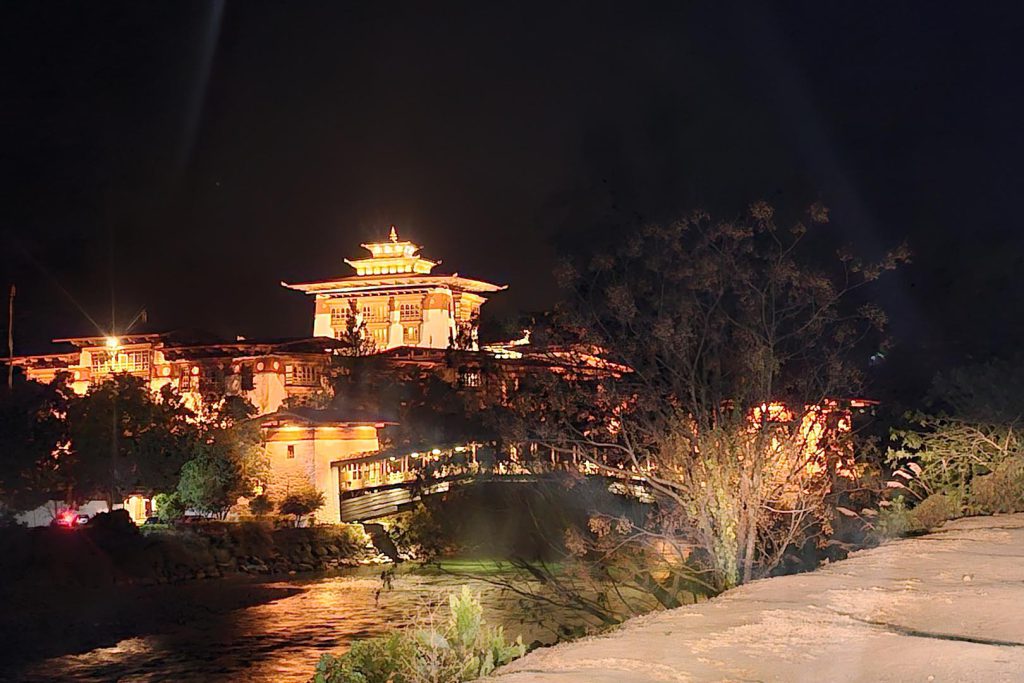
[496,514,1024,682]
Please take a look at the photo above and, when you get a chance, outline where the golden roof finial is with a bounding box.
[389,225,398,243]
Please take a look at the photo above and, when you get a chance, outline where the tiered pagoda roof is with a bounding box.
[281,226,506,295]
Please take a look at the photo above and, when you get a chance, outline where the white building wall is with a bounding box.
[263,426,380,524]
[421,288,456,349]
[314,311,333,338]
[247,370,288,415]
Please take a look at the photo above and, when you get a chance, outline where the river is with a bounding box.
[4,565,571,682]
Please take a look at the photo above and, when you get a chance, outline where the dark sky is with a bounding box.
[3,2,1024,377]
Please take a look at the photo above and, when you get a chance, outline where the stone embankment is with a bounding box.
[0,512,377,591]
[497,514,1024,682]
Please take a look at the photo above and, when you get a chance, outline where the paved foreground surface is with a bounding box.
[496,514,1024,682]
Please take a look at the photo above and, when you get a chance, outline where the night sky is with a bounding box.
[3,2,1024,383]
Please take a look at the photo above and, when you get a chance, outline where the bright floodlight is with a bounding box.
[105,336,120,350]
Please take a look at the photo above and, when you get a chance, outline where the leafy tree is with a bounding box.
[66,375,197,507]
[330,354,502,459]
[334,299,377,356]
[451,311,480,350]
[0,376,73,511]
[153,491,186,523]
[177,452,242,517]
[887,357,1024,519]
[512,204,906,589]
[176,395,267,517]
[248,494,273,517]
[927,357,1024,423]
[279,487,324,527]
[194,395,268,498]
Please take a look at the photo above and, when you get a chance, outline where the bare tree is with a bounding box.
[512,203,906,589]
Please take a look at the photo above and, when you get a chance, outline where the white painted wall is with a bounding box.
[264,425,380,524]
[247,370,288,415]
[313,311,332,338]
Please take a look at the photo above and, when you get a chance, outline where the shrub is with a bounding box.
[177,453,242,518]
[311,586,526,683]
[314,632,416,683]
[875,496,912,538]
[906,493,960,532]
[970,457,1024,514]
[154,492,186,523]
[248,494,274,517]
[280,489,325,527]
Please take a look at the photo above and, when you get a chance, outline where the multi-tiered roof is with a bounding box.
[281,226,505,296]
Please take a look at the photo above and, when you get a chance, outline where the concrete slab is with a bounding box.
[496,514,1024,682]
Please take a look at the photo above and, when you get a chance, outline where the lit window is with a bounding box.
[399,302,421,321]
[92,349,151,377]
[330,305,351,326]
[286,364,318,386]
[459,370,481,388]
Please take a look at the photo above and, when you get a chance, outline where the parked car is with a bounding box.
[49,510,80,528]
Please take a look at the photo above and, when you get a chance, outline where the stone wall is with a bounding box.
[0,513,378,591]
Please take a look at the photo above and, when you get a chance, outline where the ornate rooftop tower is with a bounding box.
[282,226,505,351]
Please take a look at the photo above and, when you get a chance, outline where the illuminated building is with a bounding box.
[258,408,394,524]
[10,332,341,415]
[4,228,516,524]
[282,226,505,351]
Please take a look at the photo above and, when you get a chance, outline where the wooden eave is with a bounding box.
[282,273,506,295]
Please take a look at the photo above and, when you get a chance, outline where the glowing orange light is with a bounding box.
[161,366,171,377]
[256,362,265,371]
[190,366,200,376]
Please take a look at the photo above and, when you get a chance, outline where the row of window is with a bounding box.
[330,301,424,324]
[91,350,151,376]
[176,363,319,392]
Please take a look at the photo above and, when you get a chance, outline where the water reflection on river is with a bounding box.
[14,567,561,683]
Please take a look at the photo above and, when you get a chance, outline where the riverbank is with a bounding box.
[0,514,377,592]
[496,513,1024,682]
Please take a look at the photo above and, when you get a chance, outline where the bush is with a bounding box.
[875,496,912,538]
[154,492,186,523]
[906,493,960,532]
[311,586,526,683]
[177,453,242,518]
[248,494,274,517]
[314,632,416,683]
[970,457,1024,514]
[280,489,325,527]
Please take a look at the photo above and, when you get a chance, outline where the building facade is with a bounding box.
[6,227,516,525]
[282,227,505,351]
[11,332,340,416]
